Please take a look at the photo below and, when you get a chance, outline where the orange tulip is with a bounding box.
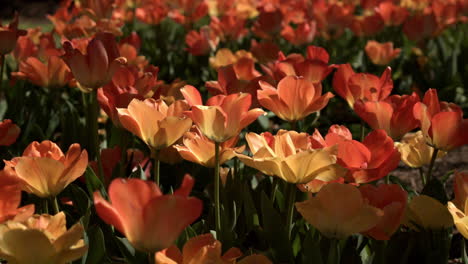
[333,64,393,108]
[181,86,264,143]
[281,21,316,46]
[375,2,409,26]
[0,119,20,146]
[0,168,34,223]
[5,140,88,198]
[185,26,219,56]
[359,184,407,240]
[296,182,383,239]
[62,32,127,91]
[354,92,420,140]
[174,127,245,168]
[117,98,192,152]
[94,175,203,253]
[311,127,400,184]
[365,40,401,66]
[237,130,345,184]
[0,212,87,264]
[155,233,272,264]
[12,56,72,88]
[413,88,468,151]
[0,13,27,55]
[258,75,333,122]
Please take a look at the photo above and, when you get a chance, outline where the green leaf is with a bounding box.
[84,166,107,199]
[421,178,448,204]
[82,226,106,264]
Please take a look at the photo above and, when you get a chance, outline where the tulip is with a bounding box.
[376,2,409,26]
[395,131,446,168]
[404,195,453,231]
[237,130,345,184]
[5,140,88,198]
[185,26,219,56]
[62,32,127,91]
[0,119,20,146]
[365,40,401,66]
[354,92,420,140]
[281,21,316,46]
[452,171,468,211]
[117,98,192,152]
[0,168,35,223]
[413,88,468,151]
[359,184,407,240]
[94,175,203,253]
[181,85,264,143]
[174,127,245,168]
[155,233,272,264]
[295,182,383,239]
[0,212,87,264]
[12,56,72,88]
[447,202,468,239]
[208,48,254,69]
[258,75,334,122]
[0,13,27,55]
[332,64,393,108]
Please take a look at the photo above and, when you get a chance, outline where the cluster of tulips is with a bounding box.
[0,0,467,263]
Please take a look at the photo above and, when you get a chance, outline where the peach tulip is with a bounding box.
[333,64,393,108]
[0,212,87,264]
[94,175,203,253]
[0,13,27,55]
[174,127,245,168]
[155,233,272,264]
[258,76,334,122]
[0,168,35,223]
[181,85,264,143]
[237,130,345,184]
[395,131,446,168]
[0,119,20,146]
[62,32,127,91]
[117,98,192,152]
[295,183,383,239]
[365,40,401,66]
[12,56,72,88]
[5,140,88,198]
[359,184,407,240]
[354,92,420,140]
[413,88,468,151]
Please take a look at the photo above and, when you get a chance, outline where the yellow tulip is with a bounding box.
[403,195,453,231]
[395,131,446,168]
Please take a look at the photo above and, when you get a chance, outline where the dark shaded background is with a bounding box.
[0,0,60,19]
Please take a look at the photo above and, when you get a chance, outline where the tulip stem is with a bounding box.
[0,54,4,94]
[51,197,60,214]
[153,149,160,185]
[285,183,297,241]
[271,177,279,203]
[419,167,426,186]
[214,141,222,238]
[427,148,439,182]
[42,199,49,214]
[360,120,366,141]
[147,253,155,264]
[327,239,341,264]
[88,90,103,178]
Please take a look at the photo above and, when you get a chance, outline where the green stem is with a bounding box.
[372,240,387,264]
[214,141,222,238]
[87,90,103,179]
[360,120,366,142]
[271,177,279,203]
[152,149,160,185]
[42,199,49,214]
[147,252,155,264]
[285,183,297,241]
[290,121,297,131]
[327,238,341,264]
[310,111,321,128]
[51,197,60,214]
[419,167,426,186]
[462,238,468,264]
[0,54,4,94]
[426,148,439,182]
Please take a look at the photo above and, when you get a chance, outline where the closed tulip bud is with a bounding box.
[62,32,127,91]
[0,119,20,146]
[0,13,27,55]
